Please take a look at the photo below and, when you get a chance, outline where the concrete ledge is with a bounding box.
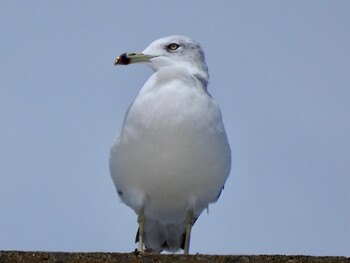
[0,251,349,263]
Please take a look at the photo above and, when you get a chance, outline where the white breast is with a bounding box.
[110,67,231,223]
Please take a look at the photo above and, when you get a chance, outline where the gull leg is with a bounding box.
[137,208,145,253]
[184,208,194,254]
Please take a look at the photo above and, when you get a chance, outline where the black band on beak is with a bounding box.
[114,53,131,65]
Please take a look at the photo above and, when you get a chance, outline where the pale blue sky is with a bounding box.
[1,1,349,256]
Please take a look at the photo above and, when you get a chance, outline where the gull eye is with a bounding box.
[167,43,180,51]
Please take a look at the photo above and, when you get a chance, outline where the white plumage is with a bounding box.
[110,35,231,253]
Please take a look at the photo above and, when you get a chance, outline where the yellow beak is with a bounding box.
[114,52,153,65]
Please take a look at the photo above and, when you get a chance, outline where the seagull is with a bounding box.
[110,35,231,254]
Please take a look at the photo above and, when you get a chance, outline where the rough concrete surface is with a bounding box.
[0,251,349,263]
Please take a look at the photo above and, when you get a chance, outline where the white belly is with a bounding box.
[110,76,231,224]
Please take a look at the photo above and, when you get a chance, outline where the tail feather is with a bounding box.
[135,217,198,252]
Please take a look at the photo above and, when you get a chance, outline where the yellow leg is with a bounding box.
[137,208,145,253]
[184,208,194,254]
